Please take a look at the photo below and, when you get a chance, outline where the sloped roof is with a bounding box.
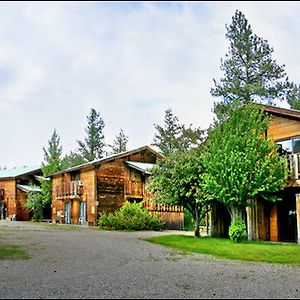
[125,161,155,175]
[17,184,41,193]
[50,145,162,177]
[0,165,41,179]
[262,105,300,120]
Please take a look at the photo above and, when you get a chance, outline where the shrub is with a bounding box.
[228,218,247,243]
[98,201,165,231]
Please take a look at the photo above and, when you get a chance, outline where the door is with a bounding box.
[0,203,6,220]
[79,201,86,224]
[64,202,71,224]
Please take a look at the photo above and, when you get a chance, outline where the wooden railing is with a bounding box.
[124,180,145,198]
[287,154,300,180]
[143,198,184,213]
[55,181,83,198]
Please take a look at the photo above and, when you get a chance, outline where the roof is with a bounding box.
[262,105,300,121]
[50,145,162,177]
[0,165,41,179]
[125,161,155,175]
[17,184,41,193]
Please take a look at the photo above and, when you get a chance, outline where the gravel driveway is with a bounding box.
[0,220,300,299]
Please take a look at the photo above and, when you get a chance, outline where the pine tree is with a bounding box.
[211,10,293,118]
[110,129,128,154]
[77,108,105,161]
[42,129,62,176]
[153,108,203,156]
[25,129,63,220]
[61,151,85,169]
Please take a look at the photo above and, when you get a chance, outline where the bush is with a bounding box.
[228,218,247,243]
[98,201,165,231]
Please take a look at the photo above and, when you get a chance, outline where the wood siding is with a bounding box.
[268,116,300,141]
[0,179,16,219]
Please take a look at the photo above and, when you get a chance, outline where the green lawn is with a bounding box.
[0,245,30,260]
[144,235,300,265]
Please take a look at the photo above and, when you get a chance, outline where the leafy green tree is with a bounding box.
[78,108,105,161]
[201,104,287,224]
[61,151,85,169]
[23,190,43,222]
[109,128,128,154]
[153,108,203,155]
[148,147,209,237]
[211,10,295,118]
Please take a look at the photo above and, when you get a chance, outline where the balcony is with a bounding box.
[124,180,145,198]
[287,154,300,180]
[55,181,83,199]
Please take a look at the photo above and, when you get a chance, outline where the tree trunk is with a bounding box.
[194,208,200,237]
[228,206,243,223]
[246,199,258,241]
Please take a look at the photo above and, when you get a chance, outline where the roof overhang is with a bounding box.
[125,161,155,175]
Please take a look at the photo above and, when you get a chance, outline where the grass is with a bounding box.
[144,235,300,265]
[0,245,30,260]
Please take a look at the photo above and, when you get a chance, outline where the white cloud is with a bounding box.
[0,2,300,167]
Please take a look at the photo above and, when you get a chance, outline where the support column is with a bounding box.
[270,203,278,242]
[73,199,80,225]
[296,194,300,244]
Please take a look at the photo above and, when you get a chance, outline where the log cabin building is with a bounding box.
[210,105,300,243]
[50,146,184,229]
[0,166,42,221]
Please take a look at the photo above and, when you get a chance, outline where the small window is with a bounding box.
[277,137,300,155]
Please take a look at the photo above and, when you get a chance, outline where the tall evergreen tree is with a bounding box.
[153,108,181,156]
[287,82,300,110]
[42,129,62,175]
[61,150,85,169]
[41,129,63,206]
[153,108,203,155]
[25,129,63,220]
[211,10,294,118]
[109,128,128,154]
[77,108,105,161]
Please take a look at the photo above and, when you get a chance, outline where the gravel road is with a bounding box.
[0,220,300,299]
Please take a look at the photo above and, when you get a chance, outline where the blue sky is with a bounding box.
[1,1,299,168]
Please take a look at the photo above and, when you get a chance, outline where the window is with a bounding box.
[277,136,300,154]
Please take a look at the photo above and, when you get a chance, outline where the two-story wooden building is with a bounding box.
[0,166,42,221]
[210,105,300,243]
[50,146,184,229]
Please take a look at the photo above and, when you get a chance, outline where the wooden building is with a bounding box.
[0,166,42,221]
[210,105,300,243]
[50,146,184,229]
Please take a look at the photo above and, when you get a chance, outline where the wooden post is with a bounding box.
[73,199,80,225]
[270,203,278,241]
[296,194,300,244]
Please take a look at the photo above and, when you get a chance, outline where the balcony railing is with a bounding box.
[287,153,300,180]
[124,180,145,198]
[55,181,83,198]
